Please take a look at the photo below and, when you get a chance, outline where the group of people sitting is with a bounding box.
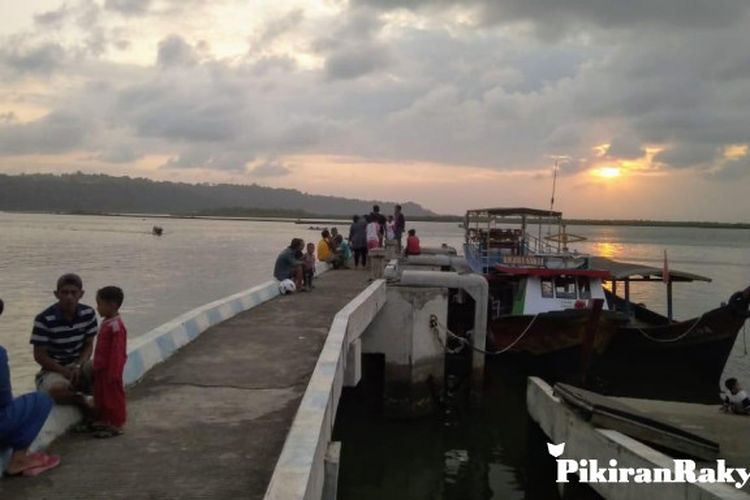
[273,204,421,293]
[1,274,128,477]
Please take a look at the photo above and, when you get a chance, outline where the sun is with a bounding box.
[592,167,622,178]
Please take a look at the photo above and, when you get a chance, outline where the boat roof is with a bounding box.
[590,256,712,283]
[465,207,563,218]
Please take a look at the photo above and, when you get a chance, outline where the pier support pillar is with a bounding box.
[322,441,341,500]
[362,286,448,418]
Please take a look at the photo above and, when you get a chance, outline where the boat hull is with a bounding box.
[589,303,747,403]
[487,303,747,403]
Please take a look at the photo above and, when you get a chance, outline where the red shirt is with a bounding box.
[93,315,128,427]
[405,235,421,255]
[93,316,128,379]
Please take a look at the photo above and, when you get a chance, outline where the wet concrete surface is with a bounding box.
[1,269,369,500]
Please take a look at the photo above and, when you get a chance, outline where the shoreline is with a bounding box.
[2,209,750,230]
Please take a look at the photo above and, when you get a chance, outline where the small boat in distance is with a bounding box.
[463,207,750,402]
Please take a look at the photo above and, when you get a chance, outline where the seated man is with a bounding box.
[317,230,344,269]
[273,238,304,291]
[723,378,750,414]
[31,274,97,412]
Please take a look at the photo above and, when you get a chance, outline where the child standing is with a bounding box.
[366,215,380,250]
[303,242,316,290]
[93,286,127,438]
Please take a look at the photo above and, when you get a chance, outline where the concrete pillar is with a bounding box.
[384,240,400,260]
[322,441,341,500]
[369,248,386,279]
[362,286,448,418]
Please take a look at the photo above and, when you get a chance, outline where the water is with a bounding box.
[2,212,750,498]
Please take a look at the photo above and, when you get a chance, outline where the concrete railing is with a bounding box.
[2,263,331,473]
[264,279,387,500]
[527,377,750,500]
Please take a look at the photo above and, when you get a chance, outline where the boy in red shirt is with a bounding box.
[92,286,127,438]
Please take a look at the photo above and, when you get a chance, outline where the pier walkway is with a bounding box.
[1,269,370,500]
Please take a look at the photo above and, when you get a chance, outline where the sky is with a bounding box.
[0,0,749,220]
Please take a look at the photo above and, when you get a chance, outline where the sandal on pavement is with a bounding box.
[4,453,60,477]
[22,454,61,477]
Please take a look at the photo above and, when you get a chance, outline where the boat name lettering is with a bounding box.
[503,256,544,266]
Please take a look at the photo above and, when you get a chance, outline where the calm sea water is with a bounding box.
[1,212,749,498]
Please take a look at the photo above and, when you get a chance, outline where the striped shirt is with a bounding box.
[30,303,98,366]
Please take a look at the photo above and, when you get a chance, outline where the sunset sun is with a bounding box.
[592,167,622,179]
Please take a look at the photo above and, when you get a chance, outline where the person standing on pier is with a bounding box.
[366,215,380,251]
[393,205,406,251]
[370,205,387,246]
[348,215,368,268]
[274,238,305,291]
[91,286,128,438]
[30,273,97,412]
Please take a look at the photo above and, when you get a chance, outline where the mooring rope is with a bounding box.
[430,314,539,356]
[635,314,704,343]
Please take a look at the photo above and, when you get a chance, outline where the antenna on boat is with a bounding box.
[550,158,559,215]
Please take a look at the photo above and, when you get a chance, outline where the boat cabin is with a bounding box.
[464,208,613,317]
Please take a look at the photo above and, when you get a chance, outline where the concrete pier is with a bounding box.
[1,270,370,500]
[527,377,750,500]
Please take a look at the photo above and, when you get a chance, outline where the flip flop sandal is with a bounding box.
[94,427,123,439]
[22,454,61,477]
[4,453,59,477]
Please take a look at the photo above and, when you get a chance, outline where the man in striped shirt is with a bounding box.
[31,273,98,406]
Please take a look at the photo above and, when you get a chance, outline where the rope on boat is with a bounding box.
[635,314,704,343]
[430,314,539,356]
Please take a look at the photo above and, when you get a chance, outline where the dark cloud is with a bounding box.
[34,5,70,27]
[97,145,142,163]
[116,73,247,142]
[157,35,198,67]
[104,0,152,16]
[255,9,305,47]
[710,157,750,180]
[0,111,89,155]
[161,148,252,171]
[325,44,390,80]
[606,136,644,160]
[654,143,719,169]
[0,41,67,75]
[248,159,292,177]
[351,0,749,33]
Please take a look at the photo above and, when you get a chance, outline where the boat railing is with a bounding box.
[524,232,559,254]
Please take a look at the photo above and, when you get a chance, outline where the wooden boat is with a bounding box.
[463,208,750,402]
[589,257,750,402]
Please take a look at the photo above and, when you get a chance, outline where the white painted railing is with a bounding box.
[264,279,387,500]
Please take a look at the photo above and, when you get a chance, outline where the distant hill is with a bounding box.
[0,173,435,217]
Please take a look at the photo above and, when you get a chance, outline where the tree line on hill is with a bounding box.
[0,173,434,217]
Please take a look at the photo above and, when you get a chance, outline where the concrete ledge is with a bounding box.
[2,264,331,474]
[527,377,750,500]
[264,279,387,500]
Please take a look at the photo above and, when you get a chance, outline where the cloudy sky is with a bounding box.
[1,0,749,219]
